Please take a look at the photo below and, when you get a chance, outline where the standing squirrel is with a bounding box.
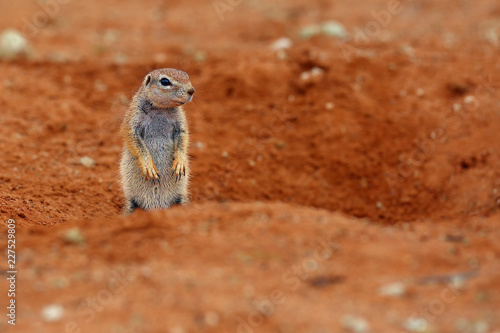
[120,68,195,214]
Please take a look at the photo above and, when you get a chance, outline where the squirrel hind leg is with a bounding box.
[123,198,141,215]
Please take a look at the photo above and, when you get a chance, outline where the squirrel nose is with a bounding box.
[187,87,195,96]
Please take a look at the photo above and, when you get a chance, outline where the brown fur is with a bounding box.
[120,68,194,214]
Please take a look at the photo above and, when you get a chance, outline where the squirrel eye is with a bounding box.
[160,78,172,86]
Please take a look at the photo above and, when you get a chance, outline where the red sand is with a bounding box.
[0,0,499,332]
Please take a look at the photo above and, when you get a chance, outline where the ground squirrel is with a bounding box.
[120,68,195,214]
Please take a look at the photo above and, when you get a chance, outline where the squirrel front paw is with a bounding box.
[171,155,187,182]
[140,158,160,180]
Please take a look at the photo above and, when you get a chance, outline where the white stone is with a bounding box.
[341,315,370,333]
[378,282,406,297]
[80,156,96,168]
[321,21,348,40]
[404,317,428,332]
[300,25,321,39]
[0,29,30,59]
[270,37,292,51]
[41,304,64,322]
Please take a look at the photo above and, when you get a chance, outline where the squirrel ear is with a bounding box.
[144,75,152,87]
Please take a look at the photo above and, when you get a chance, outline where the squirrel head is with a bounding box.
[141,68,195,108]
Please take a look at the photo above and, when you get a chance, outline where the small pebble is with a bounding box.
[269,37,292,51]
[94,79,107,92]
[341,315,370,333]
[464,95,477,105]
[310,67,324,76]
[321,21,348,40]
[378,282,406,297]
[300,21,348,40]
[325,102,335,110]
[64,228,85,245]
[0,29,30,59]
[194,51,206,62]
[401,44,415,57]
[276,50,287,60]
[275,141,286,150]
[80,156,96,168]
[41,304,64,322]
[404,317,428,332]
[300,66,324,81]
[473,321,489,333]
[52,277,69,289]
[451,275,466,289]
[299,24,321,39]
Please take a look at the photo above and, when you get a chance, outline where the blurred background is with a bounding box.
[0,0,499,63]
[0,0,500,332]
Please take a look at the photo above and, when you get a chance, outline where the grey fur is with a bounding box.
[120,105,189,214]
